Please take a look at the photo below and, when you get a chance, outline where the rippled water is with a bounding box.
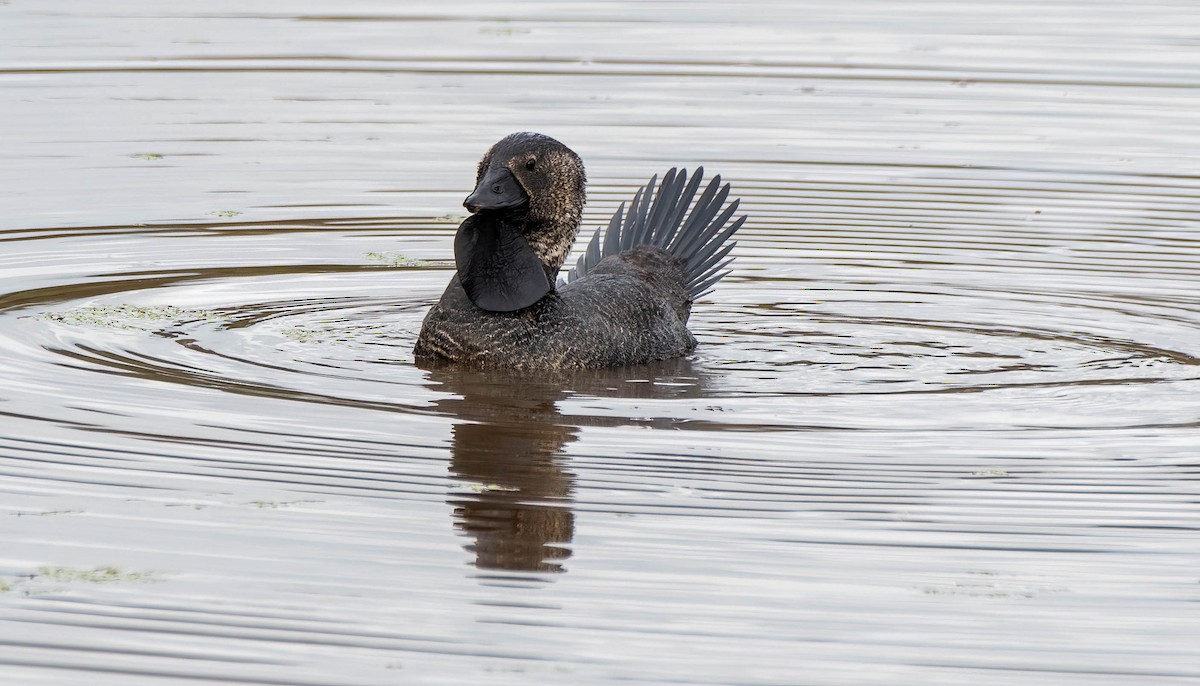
[3,2,1200,684]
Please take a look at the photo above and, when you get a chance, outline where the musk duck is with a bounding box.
[414,132,745,370]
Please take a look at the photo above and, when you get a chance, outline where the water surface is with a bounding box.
[2,2,1199,684]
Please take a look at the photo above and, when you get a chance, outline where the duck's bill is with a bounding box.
[464,167,528,213]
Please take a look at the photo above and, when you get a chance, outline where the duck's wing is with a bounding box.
[566,167,746,300]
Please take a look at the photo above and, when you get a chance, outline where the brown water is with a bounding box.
[3,2,1200,684]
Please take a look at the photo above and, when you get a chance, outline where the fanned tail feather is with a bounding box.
[567,167,744,300]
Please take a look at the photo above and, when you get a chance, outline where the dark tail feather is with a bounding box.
[568,167,745,300]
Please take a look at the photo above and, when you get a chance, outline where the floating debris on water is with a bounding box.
[280,322,388,345]
[969,469,1012,478]
[248,499,322,509]
[460,482,521,494]
[281,327,327,343]
[41,305,222,331]
[480,25,530,36]
[36,566,161,584]
[364,251,428,267]
[10,509,84,517]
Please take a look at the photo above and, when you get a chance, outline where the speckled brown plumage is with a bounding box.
[470,132,584,278]
[414,132,745,370]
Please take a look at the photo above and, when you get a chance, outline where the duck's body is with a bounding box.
[416,246,695,369]
[414,132,745,371]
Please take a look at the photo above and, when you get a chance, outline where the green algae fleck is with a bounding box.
[37,566,160,584]
[281,327,325,343]
[365,251,427,268]
[464,482,521,493]
[42,305,221,331]
[969,469,1011,478]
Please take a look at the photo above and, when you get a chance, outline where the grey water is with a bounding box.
[2,1,1199,684]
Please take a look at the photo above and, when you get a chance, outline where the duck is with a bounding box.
[414,131,746,370]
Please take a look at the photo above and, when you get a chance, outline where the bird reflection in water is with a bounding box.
[421,358,708,573]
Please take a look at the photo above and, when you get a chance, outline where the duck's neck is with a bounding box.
[521,204,583,283]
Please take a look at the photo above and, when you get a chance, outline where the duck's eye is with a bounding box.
[524,158,537,171]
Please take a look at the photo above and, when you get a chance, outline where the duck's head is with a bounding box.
[455,132,586,312]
